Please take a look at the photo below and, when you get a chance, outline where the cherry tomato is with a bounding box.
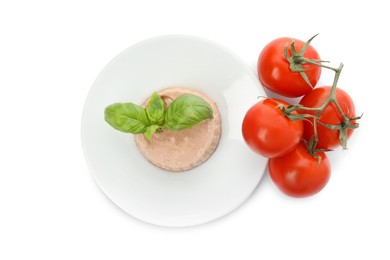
[258,37,321,98]
[242,98,303,158]
[269,142,331,198]
[299,86,356,149]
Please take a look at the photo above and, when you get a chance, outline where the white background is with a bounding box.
[1,1,389,259]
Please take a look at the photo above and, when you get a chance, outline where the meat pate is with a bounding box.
[134,87,222,172]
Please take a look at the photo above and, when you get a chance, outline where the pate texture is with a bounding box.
[134,87,222,172]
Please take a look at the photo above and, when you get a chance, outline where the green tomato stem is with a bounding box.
[303,59,339,72]
[283,60,359,154]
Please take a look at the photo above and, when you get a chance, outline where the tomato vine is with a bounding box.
[280,36,362,157]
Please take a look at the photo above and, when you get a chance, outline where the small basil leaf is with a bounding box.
[144,125,161,141]
[164,94,213,131]
[104,103,150,134]
[146,92,165,125]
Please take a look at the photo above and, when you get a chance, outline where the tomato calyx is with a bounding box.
[317,114,362,148]
[277,103,314,122]
[303,137,332,163]
[284,34,326,88]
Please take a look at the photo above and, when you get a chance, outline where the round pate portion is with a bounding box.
[134,87,222,172]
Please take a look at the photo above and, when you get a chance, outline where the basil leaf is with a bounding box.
[144,125,161,141]
[104,103,150,134]
[146,92,165,125]
[164,94,213,131]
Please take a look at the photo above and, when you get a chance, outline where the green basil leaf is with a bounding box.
[104,103,150,134]
[144,125,161,141]
[146,92,165,125]
[164,94,213,131]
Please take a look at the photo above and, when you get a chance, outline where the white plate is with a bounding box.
[81,35,268,227]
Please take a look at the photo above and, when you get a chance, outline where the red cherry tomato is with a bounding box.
[258,37,321,98]
[269,142,331,198]
[242,98,303,158]
[299,86,356,149]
